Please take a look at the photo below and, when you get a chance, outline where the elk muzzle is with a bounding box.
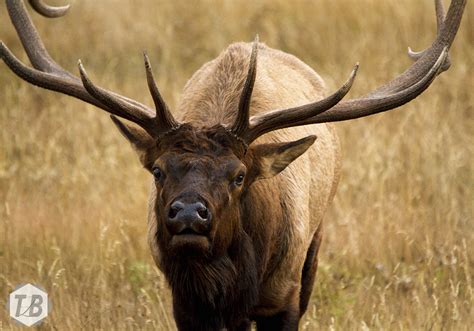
[166,198,212,236]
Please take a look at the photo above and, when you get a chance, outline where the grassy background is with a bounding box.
[0,0,472,329]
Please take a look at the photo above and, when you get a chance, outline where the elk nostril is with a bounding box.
[168,201,184,219]
[197,206,209,220]
[168,207,179,219]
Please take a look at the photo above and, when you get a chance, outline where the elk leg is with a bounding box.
[299,222,323,317]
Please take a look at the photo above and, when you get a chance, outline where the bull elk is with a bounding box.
[1,0,466,330]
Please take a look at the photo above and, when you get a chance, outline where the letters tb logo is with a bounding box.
[8,284,49,327]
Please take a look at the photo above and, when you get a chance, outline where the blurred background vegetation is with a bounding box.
[0,0,472,329]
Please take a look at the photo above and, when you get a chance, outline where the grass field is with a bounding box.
[0,0,472,329]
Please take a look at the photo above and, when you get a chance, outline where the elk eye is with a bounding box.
[234,173,245,186]
[152,167,162,181]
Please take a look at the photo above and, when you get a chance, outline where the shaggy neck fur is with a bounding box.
[159,229,258,329]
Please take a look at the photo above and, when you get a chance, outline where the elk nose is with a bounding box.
[166,200,211,235]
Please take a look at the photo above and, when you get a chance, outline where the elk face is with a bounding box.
[151,125,247,256]
[112,122,316,258]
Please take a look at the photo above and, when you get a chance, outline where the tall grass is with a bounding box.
[0,0,472,329]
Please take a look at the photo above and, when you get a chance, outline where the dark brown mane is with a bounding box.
[156,214,258,330]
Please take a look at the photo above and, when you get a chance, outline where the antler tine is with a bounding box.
[1,0,167,137]
[28,0,70,18]
[143,53,180,132]
[244,64,359,144]
[408,0,450,71]
[78,61,157,135]
[231,35,259,137]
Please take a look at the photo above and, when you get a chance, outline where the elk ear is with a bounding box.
[249,135,317,180]
[110,115,158,171]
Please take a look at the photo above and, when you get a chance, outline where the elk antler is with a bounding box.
[0,0,179,137]
[143,53,180,133]
[235,0,465,144]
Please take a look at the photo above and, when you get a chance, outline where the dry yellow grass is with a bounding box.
[0,0,472,329]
